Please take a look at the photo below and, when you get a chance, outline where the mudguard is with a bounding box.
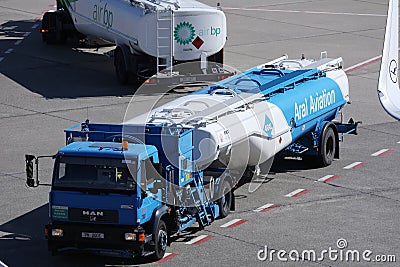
[150,205,170,242]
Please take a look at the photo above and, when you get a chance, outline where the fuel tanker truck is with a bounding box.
[41,0,232,84]
[25,53,358,259]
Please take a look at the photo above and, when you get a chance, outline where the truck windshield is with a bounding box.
[53,156,137,194]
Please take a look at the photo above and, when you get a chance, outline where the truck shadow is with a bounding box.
[0,19,139,99]
[0,20,217,100]
[232,156,325,194]
[270,156,325,173]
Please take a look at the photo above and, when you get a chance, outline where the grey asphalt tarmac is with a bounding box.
[0,0,399,266]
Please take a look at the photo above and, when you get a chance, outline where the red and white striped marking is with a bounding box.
[318,175,340,183]
[220,219,248,228]
[185,235,214,245]
[156,252,178,264]
[371,149,394,157]
[0,260,8,267]
[344,162,367,170]
[254,203,281,212]
[285,189,310,198]
[344,49,400,74]
[344,55,382,73]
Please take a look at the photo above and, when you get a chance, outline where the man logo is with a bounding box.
[82,210,104,216]
[82,210,104,222]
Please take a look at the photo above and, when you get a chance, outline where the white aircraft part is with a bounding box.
[378,0,400,120]
[66,0,226,61]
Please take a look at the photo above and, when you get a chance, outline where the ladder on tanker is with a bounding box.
[190,174,214,229]
[156,8,173,77]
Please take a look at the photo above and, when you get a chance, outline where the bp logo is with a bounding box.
[174,22,195,45]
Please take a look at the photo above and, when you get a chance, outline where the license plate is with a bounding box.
[81,232,104,239]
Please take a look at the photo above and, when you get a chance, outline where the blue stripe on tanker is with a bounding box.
[268,76,345,141]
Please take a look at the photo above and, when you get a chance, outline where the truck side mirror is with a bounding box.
[25,154,36,187]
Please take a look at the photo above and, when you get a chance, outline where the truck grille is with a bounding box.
[68,208,118,223]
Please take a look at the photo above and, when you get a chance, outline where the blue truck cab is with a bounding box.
[48,141,160,257]
[26,122,226,260]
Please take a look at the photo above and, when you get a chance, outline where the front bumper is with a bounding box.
[46,222,150,258]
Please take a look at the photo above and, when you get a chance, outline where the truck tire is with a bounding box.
[150,219,167,261]
[114,49,129,85]
[317,126,336,167]
[218,180,232,218]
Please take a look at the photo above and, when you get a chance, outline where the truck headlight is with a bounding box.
[124,233,136,241]
[51,229,64,237]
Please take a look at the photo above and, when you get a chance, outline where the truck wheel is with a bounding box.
[114,49,129,85]
[317,126,336,167]
[42,11,65,44]
[218,180,232,218]
[151,220,167,261]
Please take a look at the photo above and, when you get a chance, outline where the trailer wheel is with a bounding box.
[114,49,129,85]
[317,126,336,167]
[218,180,232,218]
[150,220,167,261]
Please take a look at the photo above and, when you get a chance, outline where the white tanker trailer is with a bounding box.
[41,0,231,84]
[124,53,359,175]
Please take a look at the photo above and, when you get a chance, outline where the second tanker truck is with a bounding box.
[41,0,232,84]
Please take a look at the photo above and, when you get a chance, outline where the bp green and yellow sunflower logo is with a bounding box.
[174,22,195,45]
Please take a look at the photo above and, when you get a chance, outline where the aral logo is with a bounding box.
[93,3,113,28]
[174,22,195,45]
[264,115,273,138]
